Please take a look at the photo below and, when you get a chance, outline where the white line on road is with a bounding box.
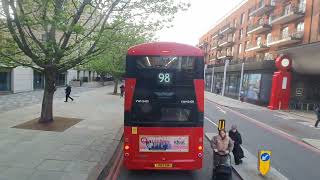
[205,116,218,127]
[216,106,226,114]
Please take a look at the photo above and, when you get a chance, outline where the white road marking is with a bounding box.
[216,106,226,114]
[205,116,218,127]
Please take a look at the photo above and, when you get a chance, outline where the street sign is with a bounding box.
[258,150,272,176]
[218,119,225,131]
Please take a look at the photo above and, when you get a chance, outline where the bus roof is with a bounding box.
[127,42,204,57]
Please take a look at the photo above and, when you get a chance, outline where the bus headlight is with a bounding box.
[198,145,203,151]
[125,145,130,150]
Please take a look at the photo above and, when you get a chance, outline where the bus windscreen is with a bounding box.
[125,55,204,126]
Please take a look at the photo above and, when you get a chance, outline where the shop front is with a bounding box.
[0,69,11,92]
[205,60,276,105]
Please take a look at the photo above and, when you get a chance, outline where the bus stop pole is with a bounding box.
[238,62,244,100]
[210,66,215,93]
[221,60,229,96]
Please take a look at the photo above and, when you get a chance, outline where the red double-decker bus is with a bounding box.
[123,42,204,170]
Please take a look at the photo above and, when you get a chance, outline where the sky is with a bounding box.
[156,0,244,46]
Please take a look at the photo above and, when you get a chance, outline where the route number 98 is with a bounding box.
[158,73,171,84]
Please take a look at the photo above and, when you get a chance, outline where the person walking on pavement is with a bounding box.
[314,105,320,128]
[64,84,74,102]
[229,125,244,165]
[211,129,234,169]
[120,84,125,98]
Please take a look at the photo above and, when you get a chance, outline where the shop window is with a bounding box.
[242,73,262,100]
[0,71,11,91]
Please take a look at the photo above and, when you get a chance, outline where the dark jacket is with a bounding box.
[228,130,244,159]
[65,86,72,94]
[315,107,320,119]
[120,85,125,91]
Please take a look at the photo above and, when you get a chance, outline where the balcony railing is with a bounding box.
[211,41,222,51]
[219,36,234,47]
[267,31,304,47]
[245,42,270,52]
[220,24,236,34]
[217,51,233,60]
[270,4,305,25]
[249,0,275,17]
[212,32,224,40]
[247,21,272,34]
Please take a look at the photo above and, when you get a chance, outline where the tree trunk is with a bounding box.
[39,71,56,123]
[113,79,118,95]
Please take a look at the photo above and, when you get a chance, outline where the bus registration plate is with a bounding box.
[154,163,173,168]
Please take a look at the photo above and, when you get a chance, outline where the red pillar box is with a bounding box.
[268,55,292,110]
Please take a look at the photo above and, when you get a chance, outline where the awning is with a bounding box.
[277,42,320,75]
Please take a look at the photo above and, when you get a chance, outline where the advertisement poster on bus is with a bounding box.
[139,135,189,152]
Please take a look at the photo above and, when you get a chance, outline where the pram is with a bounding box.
[212,152,232,180]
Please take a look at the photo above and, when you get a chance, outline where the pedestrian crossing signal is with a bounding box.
[218,119,225,131]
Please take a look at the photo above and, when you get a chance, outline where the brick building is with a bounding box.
[199,0,320,109]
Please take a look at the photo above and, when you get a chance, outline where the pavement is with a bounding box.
[205,92,318,122]
[205,92,320,180]
[0,85,123,180]
[0,86,97,113]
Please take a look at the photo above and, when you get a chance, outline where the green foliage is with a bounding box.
[86,22,151,79]
[0,0,190,74]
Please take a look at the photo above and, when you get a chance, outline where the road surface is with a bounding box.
[204,100,320,180]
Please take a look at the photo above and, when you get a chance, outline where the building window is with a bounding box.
[232,33,236,41]
[267,33,272,44]
[233,19,237,27]
[299,0,306,12]
[246,41,250,49]
[268,16,272,24]
[231,47,234,55]
[227,48,231,56]
[271,0,276,6]
[258,0,264,8]
[239,44,242,54]
[297,21,304,32]
[284,4,291,15]
[282,26,289,39]
[246,27,249,37]
[240,13,245,24]
[256,36,262,45]
[239,29,243,39]
[259,18,264,25]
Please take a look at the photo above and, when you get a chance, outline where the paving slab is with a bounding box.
[0,85,123,180]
